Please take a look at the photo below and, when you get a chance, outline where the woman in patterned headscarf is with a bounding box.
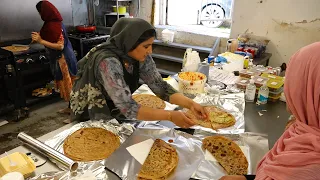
[32,1,77,116]
[70,18,208,127]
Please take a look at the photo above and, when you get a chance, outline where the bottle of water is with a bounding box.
[245,78,256,102]
[258,82,269,104]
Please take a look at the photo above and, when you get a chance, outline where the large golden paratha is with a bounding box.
[132,94,166,109]
[2,46,29,52]
[202,136,248,175]
[186,106,236,130]
[137,139,178,180]
[63,128,120,162]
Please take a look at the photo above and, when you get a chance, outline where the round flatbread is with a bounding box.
[2,46,29,52]
[202,136,248,175]
[186,106,236,130]
[132,94,166,109]
[63,128,120,162]
[138,139,178,179]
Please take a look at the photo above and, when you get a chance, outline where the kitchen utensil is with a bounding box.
[5,152,17,167]
[76,25,96,33]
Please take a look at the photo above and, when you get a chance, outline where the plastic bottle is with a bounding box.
[245,77,256,102]
[257,82,269,104]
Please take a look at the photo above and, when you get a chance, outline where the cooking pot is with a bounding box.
[76,25,96,33]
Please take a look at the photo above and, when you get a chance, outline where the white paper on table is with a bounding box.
[205,146,249,162]
[126,139,155,164]
[133,84,178,110]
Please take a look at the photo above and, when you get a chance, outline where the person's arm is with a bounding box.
[98,58,195,127]
[140,55,207,118]
[31,32,64,50]
[219,175,255,180]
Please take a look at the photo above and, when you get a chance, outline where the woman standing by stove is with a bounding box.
[31,1,77,118]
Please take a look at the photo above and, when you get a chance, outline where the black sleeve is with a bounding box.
[244,175,256,180]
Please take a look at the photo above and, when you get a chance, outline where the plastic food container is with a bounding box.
[269,87,283,98]
[261,73,284,82]
[236,78,250,90]
[0,152,35,178]
[178,72,206,94]
[268,93,282,102]
[239,69,261,78]
[267,79,284,92]
[252,76,269,88]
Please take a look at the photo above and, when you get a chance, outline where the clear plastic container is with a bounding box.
[0,152,35,178]
[261,73,284,82]
[267,79,284,92]
[236,78,250,90]
[268,93,282,102]
[269,87,283,98]
[178,72,207,94]
[239,69,261,78]
[252,76,269,88]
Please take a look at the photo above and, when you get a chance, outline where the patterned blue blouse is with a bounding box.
[97,55,177,119]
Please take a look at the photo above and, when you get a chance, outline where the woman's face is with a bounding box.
[128,37,154,62]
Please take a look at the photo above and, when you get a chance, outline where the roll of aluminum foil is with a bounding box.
[17,132,78,171]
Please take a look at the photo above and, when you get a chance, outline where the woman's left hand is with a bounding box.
[31,32,42,43]
[189,102,208,119]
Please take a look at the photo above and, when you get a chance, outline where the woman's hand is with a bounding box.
[170,111,196,128]
[31,32,43,43]
[189,102,208,119]
[219,175,246,180]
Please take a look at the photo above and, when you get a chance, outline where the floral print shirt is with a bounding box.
[97,55,177,119]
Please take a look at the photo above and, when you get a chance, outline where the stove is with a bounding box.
[0,41,52,120]
[68,32,110,60]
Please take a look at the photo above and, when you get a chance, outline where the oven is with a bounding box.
[104,13,129,27]
[68,33,110,60]
[0,42,52,120]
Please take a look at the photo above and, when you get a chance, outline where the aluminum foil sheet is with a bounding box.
[189,92,245,134]
[191,131,269,180]
[104,124,204,180]
[29,162,107,180]
[33,119,140,180]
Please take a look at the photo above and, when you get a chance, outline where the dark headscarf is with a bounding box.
[36,1,63,43]
[70,18,155,121]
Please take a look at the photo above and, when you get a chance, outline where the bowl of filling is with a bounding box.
[178,72,207,94]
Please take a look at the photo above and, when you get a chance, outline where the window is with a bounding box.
[156,0,233,36]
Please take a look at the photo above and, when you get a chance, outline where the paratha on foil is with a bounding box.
[63,127,120,162]
[132,94,166,109]
[137,139,178,179]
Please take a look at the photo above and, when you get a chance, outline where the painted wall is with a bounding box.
[135,0,320,66]
[72,0,89,26]
[0,0,73,41]
[231,0,320,66]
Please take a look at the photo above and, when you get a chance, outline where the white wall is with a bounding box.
[135,0,320,66]
[231,0,320,66]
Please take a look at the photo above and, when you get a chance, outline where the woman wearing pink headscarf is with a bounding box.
[220,42,320,180]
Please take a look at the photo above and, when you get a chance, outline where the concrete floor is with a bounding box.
[0,98,69,154]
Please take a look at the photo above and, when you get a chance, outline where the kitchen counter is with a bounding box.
[0,101,289,179]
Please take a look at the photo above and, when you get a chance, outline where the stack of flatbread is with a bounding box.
[186,106,236,130]
[202,136,248,175]
[63,128,120,162]
[2,45,29,52]
[133,94,166,109]
[137,139,178,180]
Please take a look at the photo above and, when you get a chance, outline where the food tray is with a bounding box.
[261,73,284,82]
[252,76,269,88]
[239,69,261,79]
[235,78,250,90]
[269,87,283,98]
[267,79,284,92]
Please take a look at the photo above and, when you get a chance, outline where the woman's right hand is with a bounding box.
[170,111,196,128]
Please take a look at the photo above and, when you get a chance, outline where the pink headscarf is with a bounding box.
[255,42,320,180]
